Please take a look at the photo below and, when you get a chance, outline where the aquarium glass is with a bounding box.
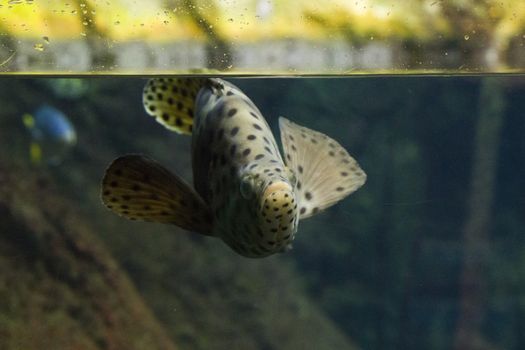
[1,0,525,74]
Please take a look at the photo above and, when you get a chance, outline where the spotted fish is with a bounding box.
[101,78,366,258]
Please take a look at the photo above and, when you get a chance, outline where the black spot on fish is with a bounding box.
[175,118,183,126]
[297,181,302,190]
[300,207,306,214]
[329,151,335,157]
[250,112,259,119]
[149,106,156,112]
[242,148,251,157]
[167,97,174,105]
[227,108,237,117]
[341,171,348,177]
[249,163,258,169]
[147,95,154,101]
[311,138,317,144]
[156,93,163,100]
[231,127,239,136]
[291,144,297,152]
[162,113,169,121]
[247,134,256,140]
[312,207,319,214]
[263,136,270,145]
[336,187,344,192]
[226,90,234,96]
[264,146,273,154]
[274,168,281,172]
[230,144,237,156]
[181,89,188,97]
[177,102,184,110]
[255,154,264,160]
[305,192,312,200]
[253,123,262,130]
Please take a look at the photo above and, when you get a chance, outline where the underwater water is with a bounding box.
[0,75,524,350]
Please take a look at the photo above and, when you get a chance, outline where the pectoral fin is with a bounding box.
[279,117,366,219]
[101,154,213,235]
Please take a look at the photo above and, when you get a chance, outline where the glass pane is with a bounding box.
[1,0,525,74]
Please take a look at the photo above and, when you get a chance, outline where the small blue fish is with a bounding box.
[23,105,77,165]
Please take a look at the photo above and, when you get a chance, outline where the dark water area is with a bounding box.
[0,76,524,350]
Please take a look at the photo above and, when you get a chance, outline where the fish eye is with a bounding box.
[240,174,255,199]
[286,168,297,187]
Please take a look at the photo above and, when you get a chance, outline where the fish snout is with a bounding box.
[261,182,298,240]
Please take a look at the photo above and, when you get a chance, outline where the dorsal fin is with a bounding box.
[101,154,213,234]
[279,117,366,219]
[142,78,208,135]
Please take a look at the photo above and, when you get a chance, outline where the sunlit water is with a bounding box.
[0,75,524,350]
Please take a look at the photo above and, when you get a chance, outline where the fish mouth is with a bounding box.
[262,181,293,200]
[260,181,297,240]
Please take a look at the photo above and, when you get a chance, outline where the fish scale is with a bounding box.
[101,78,366,258]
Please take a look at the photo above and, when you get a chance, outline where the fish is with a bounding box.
[22,105,77,165]
[101,78,366,258]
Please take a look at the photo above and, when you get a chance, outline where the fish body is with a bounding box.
[23,105,76,165]
[102,78,366,258]
[191,80,298,256]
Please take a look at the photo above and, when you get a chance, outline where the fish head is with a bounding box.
[239,164,299,249]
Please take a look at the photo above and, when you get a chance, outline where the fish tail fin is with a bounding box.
[22,113,35,129]
[142,78,209,135]
[29,142,42,164]
[101,154,214,235]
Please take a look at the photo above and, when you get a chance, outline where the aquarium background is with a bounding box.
[0,76,524,349]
